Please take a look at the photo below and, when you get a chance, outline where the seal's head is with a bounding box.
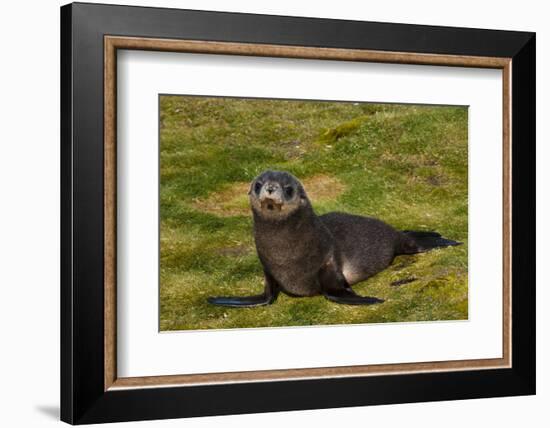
[249,170,309,220]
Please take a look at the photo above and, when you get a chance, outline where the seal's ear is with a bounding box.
[248,179,257,196]
[298,186,308,205]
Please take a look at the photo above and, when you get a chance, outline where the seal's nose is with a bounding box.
[258,182,283,205]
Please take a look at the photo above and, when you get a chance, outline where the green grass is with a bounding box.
[159,96,468,331]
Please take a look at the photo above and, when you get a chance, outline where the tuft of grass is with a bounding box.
[160,96,468,331]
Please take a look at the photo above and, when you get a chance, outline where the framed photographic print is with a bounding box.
[60,2,535,424]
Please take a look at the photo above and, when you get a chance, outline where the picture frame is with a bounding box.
[60,2,535,424]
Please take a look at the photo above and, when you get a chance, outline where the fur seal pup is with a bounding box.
[208,170,461,307]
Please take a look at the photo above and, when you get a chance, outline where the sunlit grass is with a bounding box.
[160,96,468,331]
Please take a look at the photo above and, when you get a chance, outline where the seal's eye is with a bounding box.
[254,181,262,194]
[284,186,294,198]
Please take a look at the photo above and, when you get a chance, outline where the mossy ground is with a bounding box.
[159,96,468,331]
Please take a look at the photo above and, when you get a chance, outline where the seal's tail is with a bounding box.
[399,230,462,254]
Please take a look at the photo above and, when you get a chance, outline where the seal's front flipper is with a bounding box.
[208,270,280,307]
[319,259,384,305]
[323,288,384,305]
[207,294,274,307]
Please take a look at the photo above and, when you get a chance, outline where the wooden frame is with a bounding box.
[62,2,535,424]
[104,36,513,390]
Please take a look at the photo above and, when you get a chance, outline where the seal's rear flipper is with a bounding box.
[323,288,384,306]
[400,230,462,254]
[207,294,276,307]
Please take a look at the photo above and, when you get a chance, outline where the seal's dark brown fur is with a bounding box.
[208,170,460,307]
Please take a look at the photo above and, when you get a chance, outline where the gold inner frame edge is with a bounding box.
[104,36,512,391]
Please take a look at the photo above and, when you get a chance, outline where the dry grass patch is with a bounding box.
[192,174,346,217]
